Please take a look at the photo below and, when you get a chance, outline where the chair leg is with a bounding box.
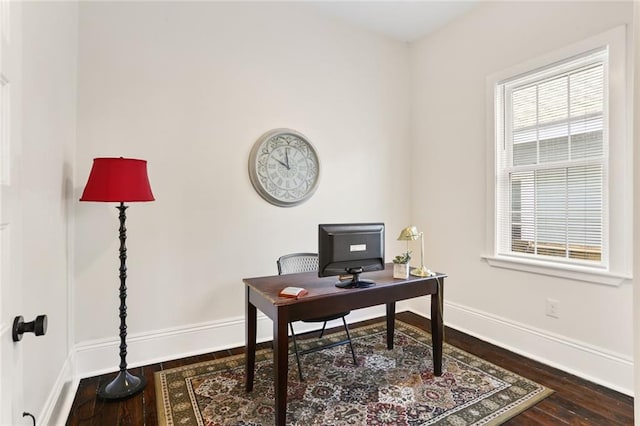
[289,322,304,381]
[318,321,328,338]
[341,316,357,366]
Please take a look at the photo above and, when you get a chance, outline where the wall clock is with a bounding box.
[248,128,320,207]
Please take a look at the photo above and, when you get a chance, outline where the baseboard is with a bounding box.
[409,301,633,396]
[38,352,78,426]
[72,298,631,405]
[73,304,392,379]
[75,315,255,378]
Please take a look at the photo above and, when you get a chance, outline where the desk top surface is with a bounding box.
[244,263,446,306]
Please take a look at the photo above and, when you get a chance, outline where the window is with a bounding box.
[486,26,632,285]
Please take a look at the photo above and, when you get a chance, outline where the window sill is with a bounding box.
[482,255,631,286]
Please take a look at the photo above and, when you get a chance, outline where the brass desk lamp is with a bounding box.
[397,226,433,277]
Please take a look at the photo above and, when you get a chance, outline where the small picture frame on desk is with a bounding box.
[279,287,308,299]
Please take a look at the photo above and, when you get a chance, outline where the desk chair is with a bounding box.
[277,253,357,381]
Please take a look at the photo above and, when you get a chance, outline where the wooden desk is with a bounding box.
[244,264,446,426]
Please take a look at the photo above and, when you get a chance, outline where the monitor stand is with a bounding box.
[335,267,376,289]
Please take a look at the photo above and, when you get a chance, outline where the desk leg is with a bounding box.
[245,289,257,392]
[273,310,289,426]
[386,302,395,350]
[431,279,444,376]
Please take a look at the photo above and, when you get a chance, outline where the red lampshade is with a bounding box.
[80,157,155,202]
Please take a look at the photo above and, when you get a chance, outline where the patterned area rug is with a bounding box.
[155,321,552,425]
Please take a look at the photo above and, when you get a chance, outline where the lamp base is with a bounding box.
[410,266,435,277]
[97,370,146,400]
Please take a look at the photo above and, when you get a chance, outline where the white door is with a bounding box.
[0,1,23,425]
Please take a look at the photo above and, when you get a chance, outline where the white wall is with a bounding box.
[409,1,634,395]
[633,2,639,421]
[20,1,78,423]
[74,1,411,369]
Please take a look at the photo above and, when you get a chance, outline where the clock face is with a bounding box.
[249,129,320,207]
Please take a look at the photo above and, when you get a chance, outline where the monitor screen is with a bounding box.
[318,223,385,288]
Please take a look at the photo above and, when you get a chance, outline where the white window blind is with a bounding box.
[496,49,607,268]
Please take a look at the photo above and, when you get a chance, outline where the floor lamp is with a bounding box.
[80,157,155,400]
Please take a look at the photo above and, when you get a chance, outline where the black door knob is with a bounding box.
[12,315,47,342]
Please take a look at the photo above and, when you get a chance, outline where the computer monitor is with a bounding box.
[318,223,385,288]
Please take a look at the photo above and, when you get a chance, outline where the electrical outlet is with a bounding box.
[546,298,560,318]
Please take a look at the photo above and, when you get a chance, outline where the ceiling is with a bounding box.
[310,1,479,42]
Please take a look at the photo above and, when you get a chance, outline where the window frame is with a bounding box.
[484,25,632,286]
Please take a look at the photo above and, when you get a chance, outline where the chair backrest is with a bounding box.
[277,253,318,275]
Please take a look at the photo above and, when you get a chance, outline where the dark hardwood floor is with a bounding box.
[66,311,634,425]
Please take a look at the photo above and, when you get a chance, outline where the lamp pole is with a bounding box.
[411,231,431,277]
[420,231,425,271]
[97,202,146,399]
